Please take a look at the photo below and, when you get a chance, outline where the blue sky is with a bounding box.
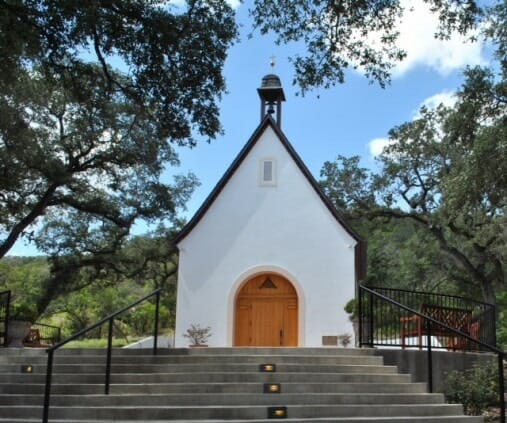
[8,0,489,256]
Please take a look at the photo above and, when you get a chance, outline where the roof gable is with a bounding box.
[175,115,363,246]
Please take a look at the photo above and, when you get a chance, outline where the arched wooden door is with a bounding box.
[234,274,298,346]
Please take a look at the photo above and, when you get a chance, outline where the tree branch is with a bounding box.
[368,207,493,288]
[0,183,60,258]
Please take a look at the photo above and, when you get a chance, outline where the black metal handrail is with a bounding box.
[359,285,505,423]
[0,290,10,348]
[42,288,162,423]
[364,286,496,348]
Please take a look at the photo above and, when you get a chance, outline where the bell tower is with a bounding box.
[257,58,286,128]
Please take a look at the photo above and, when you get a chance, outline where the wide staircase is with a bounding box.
[0,347,483,422]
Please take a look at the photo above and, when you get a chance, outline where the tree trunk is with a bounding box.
[481,280,496,306]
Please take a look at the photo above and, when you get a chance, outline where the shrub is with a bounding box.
[441,361,499,416]
[10,302,39,322]
[344,298,358,320]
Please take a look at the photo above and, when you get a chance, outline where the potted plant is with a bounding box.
[183,323,211,347]
[8,302,38,348]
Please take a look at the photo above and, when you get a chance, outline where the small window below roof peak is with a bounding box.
[259,158,277,187]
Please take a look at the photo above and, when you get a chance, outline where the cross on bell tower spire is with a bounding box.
[257,58,286,128]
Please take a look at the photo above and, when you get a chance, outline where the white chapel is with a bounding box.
[174,73,366,347]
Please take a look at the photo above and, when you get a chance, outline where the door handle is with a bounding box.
[279,329,284,346]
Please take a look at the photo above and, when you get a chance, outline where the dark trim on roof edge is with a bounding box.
[174,115,365,252]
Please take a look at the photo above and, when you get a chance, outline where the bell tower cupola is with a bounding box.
[257,58,286,127]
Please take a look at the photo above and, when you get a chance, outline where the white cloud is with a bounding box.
[227,0,241,9]
[368,137,395,157]
[393,0,485,76]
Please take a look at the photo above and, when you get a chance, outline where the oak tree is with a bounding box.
[0,0,237,260]
[320,64,506,304]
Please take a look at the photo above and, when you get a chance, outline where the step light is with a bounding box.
[263,383,281,393]
[20,365,34,373]
[260,364,276,372]
[268,406,287,419]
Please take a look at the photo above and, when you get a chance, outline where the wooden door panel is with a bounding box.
[283,301,298,346]
[251,301,283,346]
[234,302,251,346]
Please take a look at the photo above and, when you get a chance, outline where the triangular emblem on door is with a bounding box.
[260,277,277,289]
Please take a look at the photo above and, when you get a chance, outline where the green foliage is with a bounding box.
[0,0,213,322]
[0,230,179,338]
[121,303,172,336]
[45,231,179,337]
[32,225,180,319]
[376,66,505,304]
[49,279,173,341]
[0,256,48,321]
[319,55,506,304]
[9,302,38,322]
[344,298,358,320]
[63,338,139,349]
[54,282,138,337]
[441,361,499,416]
[495,291,507,350]
[321,159,475,296]
[0,0,236,266]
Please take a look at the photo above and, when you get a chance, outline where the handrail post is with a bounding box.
[3,290,11,348]
[153,290,160,356]
[493,305,498,348]
[426,320,433,393]
[104,318,114,395]
[42,349,54,423]
[368,292,374,347]
[499,352,505,423]
[358,288,363,347]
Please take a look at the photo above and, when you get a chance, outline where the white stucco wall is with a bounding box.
[175,125,357,347]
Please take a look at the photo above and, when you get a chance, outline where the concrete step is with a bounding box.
[0,392,447,406]
[0,362,398,374]
[0,381,429,395]
[0,403,470,420]
[0,370,413,384]
[0,353,384,365]
[0,347,376,356]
